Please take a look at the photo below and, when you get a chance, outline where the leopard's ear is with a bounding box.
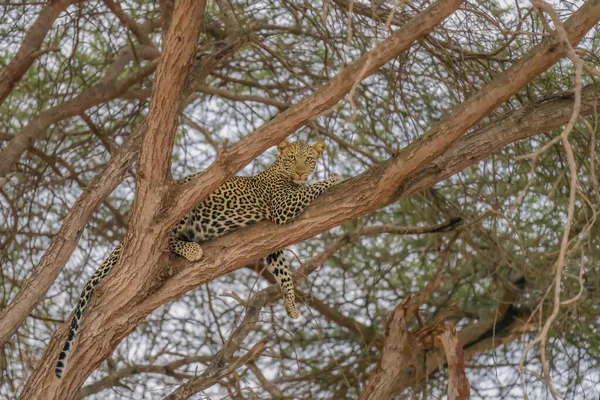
[311,140,326,157]
[277,140,291,155]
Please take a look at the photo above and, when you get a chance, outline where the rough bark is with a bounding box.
[438,325,470,400]
[159,0,470,227]
[130,0,599,314]
[0,127,143,349]
[399,83,600,196]
[358,298,421,400]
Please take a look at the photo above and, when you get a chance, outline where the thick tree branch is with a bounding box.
[139,1,600,315]
[20,79,599,398]
[19,0,206,396]
[0,127,144,348]
[376,0,600,206]
[358,297,423,400]
[399,83,600,196]
[2,0,462,351]
[135,1,202,187]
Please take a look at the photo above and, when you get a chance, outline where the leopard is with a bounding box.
[55,139,342,378]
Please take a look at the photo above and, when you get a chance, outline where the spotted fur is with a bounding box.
[55,140,341,378]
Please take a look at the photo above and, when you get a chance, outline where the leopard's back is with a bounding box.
[176,175,272,242]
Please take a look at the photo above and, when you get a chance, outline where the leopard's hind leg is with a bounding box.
[265,250,298,319]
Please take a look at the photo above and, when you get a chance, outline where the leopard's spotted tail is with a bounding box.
[55,244,121,378]
[55,293,88,378]
[265,250,299,319]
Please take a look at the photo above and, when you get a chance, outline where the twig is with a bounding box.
[518,2,584,399]
[164,337,269,399]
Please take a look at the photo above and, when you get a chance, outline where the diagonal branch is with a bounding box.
[141,0,600,314]
[376,0,600,206]
[1,0,464,351]
[0,0,73,105]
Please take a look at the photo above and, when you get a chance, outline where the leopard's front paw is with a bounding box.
[328,174,343,185]
[184,242,204,262]
[172,241,204,262]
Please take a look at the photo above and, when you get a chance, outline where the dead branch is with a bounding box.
[437,325,470,400]
[358,297,424,400]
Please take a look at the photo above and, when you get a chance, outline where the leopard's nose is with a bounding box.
[295,159,307,175]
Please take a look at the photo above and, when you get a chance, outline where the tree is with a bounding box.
[1,0,599,399]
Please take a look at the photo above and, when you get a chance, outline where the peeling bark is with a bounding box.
[359,298,421,400]
[438,325,470,400]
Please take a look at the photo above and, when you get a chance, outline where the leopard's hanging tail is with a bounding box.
[55,245,121,378]
[265,250,299,319]
[55,285,90,378]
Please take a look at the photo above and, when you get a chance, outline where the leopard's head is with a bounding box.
[275,140,326,185]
